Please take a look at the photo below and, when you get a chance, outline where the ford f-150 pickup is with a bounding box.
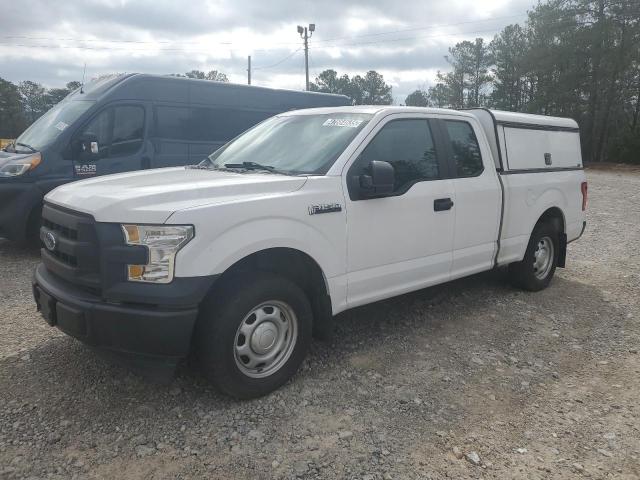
[32,106,587,398]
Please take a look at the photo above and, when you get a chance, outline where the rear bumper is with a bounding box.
[32,263,204,370]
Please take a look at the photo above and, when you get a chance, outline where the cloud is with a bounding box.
[0,0,535,102]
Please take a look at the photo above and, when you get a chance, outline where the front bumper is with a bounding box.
[0,181,41,242]
[32,263,207,370]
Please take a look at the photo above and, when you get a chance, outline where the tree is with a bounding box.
[404,89,430,106]
[0,78,26,138]
[179,70,229,82]
[18,81,48,123]
[427,82,452,108]
[353,71,393,105]
[310,69,392,105]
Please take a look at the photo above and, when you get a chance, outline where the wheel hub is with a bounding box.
[233,301,298,378]
[533,236,554,280]
[251,321,278,354]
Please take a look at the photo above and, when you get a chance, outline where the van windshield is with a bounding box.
[12,100,94,152]
[204,113,372,175]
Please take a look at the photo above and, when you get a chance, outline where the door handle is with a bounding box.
[434,198,454,211]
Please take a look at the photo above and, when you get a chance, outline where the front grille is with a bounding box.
[40,203,101,292]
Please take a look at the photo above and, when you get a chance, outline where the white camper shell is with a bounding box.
[468,109,582,171]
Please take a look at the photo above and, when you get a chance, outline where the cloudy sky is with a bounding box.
[0,0,535,103]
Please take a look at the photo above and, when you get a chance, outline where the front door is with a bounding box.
[343,116,455,308]
[72,103,147,178]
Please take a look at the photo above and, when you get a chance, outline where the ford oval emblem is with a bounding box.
[44,231,57,252]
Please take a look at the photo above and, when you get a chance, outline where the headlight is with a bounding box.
[0,153,41,177]
[122,224,194,284]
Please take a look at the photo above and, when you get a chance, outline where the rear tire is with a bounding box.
[194,271,313,399]
[508,222,559,291]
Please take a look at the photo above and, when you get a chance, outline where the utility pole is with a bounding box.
[297,23,315,91]
[247,55,251,85]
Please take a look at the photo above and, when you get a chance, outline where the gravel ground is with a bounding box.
[1,167,639,479]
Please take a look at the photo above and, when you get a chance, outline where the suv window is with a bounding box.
[78,105,145,158]
[444,120,483,177]
[357,119,439,193]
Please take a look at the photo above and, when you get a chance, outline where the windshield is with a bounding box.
[12,100,94,152]
[205,113,372,175]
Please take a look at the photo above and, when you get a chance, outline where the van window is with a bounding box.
[78,105,145,158]
[155,106,191,141]
[356,119,439,194]
[111,106,144,156]
[444,120,483,177]
[191,107,273,142]
[155,106,275,143]
[80,109,111,159]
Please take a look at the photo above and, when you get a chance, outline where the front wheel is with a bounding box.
[508,222,559,291]
[194,272,313,399]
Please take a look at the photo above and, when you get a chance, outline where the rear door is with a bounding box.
[72,103,148,177]
[435,117,502,279]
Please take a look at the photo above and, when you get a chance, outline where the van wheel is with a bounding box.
[194,271,312,399]
[508,222,559,291]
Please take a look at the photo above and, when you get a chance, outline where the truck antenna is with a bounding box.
[80,63,86,94]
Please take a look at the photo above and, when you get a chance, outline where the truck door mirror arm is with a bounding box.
[358,160,395,198]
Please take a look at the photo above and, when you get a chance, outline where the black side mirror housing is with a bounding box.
[75,134,100,162]
[359,160,395,198]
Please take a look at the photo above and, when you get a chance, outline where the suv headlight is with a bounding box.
[0,153,41,177]
[122,224,194,284]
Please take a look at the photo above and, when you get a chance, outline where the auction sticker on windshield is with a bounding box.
[322,118,363,128]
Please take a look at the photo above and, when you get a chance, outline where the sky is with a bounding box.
[0,0,536,104]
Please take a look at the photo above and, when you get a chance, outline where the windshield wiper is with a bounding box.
[224,161,276,172]
[15,142,37,153]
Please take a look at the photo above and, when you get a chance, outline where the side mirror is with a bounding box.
[359,160,395,198]
[75,134,100,162]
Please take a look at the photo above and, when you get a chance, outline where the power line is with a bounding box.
[311,13,528,43]
[0,12,529,50]
[252,48,302,70]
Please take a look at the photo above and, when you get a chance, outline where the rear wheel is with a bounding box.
[195,271,312,399]
[508,222,559,291]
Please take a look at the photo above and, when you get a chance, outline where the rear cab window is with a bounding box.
[442,120,484,177]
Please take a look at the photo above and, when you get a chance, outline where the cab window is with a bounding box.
[444,120,483,177]
[356,119,439,194]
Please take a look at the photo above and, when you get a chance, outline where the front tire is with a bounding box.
[194,271,312,399]
[508,222,559,291]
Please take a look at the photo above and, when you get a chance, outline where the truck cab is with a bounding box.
[32,106,587,398]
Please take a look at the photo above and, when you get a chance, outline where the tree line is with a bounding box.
[400,0,640,164]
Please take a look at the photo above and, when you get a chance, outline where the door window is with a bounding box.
[356,119,439,194]
[80,109,111,159]
[444,120,483,177]
[77,105,145,158]
[111,106,144,156]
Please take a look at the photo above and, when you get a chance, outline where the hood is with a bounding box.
[45,167,308,223]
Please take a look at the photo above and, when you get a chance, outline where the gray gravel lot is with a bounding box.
[1,167,639,479]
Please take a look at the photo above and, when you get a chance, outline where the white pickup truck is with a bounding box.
[33,106,587,398]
